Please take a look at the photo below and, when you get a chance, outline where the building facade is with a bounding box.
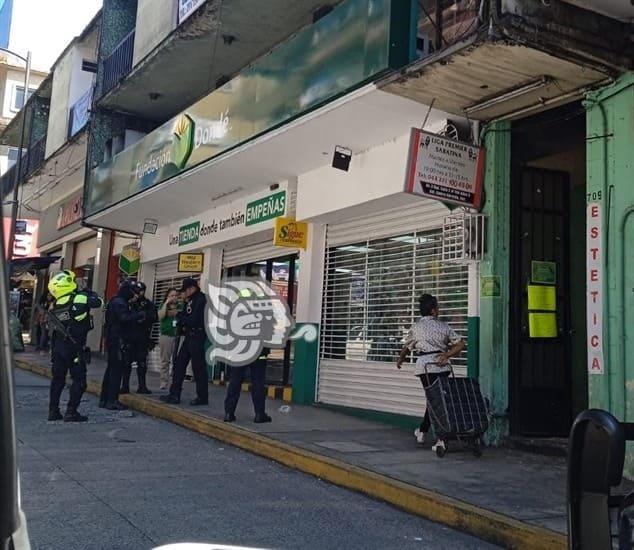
[10,0,629,463]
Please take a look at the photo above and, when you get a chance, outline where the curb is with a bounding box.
[16,359,567,550]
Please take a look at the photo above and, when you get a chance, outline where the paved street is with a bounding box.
[15,369,496,550]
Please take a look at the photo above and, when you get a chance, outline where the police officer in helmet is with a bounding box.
[47,270,103,422]
[100,281,146,410]
[121,281,157,395]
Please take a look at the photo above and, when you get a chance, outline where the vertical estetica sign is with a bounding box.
[587,202,604,375]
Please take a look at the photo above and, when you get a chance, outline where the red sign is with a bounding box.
[405,128,485,209]
[57,193,84,229]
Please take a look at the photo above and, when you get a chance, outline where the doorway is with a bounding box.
[225,254,299,385]
[509,102,588,437]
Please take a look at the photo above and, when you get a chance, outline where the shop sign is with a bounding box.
[4,218,38,258]
[167,189,287,248]
[273,217,308,250]
[119,244,140,276]
[246,192,286,226]
[178,252,204,273]
[587,202,604,375]
[405,128,485,210]
[86,0,397,217]
[57,193,84,229]
[178,0,205,23]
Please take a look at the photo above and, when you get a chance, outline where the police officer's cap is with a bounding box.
[179,277,198,292]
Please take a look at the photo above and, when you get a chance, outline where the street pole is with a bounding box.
[6,50,31,264]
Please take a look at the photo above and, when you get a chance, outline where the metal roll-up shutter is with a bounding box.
[147,260,200,371]
[222,240,298,269]
[319,200,468,417]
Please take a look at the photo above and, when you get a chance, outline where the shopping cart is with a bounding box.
[422,363,489,458]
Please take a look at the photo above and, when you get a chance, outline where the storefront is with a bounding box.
[140,182,298,380]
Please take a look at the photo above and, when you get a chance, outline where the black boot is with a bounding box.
[64,408,88,422]
[120,366,131,394]
[105,401,129,411]
[48,408,63,421]
[254,413,272,424]
[136,368,152,394]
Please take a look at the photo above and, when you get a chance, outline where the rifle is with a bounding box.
[46,311,92,365]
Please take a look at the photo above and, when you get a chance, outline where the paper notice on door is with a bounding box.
[529,312,558,338]
[527,285,557,311]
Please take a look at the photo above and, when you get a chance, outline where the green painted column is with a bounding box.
[478,121,512,444]
[292,323,319,405]
[585,73,634,475]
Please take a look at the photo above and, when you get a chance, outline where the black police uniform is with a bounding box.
[100,284,145,409]
[164,282,208,405]
[121,286,157,394]
[49,290,103,421]
[224,348,270,423]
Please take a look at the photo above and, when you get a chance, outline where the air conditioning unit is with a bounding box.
[442,209,486,264]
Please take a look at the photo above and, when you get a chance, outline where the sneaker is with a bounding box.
[159,384,167,391]
[414,428,426,445]
[431,439,446,453]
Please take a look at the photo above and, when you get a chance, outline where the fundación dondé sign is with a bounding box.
[86,0,412,218]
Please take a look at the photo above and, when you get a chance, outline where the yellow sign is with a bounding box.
[529,312,558,338]
[178,252,204,273]
[273,217,308,250]
[527,285,556,312]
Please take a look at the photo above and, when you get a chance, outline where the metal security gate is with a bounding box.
[319,200,469,417]
[510,167,572,436]
[222,240,298,269]
[148,260,199,371]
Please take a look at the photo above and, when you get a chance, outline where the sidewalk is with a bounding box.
[16,349,568,549]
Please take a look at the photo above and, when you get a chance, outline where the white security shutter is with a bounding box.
[222,239,298,269]
[147,260,200,372]
[319,200,468,417]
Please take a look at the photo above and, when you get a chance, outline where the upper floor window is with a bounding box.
[11,85,35,112]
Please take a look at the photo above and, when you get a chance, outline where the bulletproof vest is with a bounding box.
[53,293,91,335]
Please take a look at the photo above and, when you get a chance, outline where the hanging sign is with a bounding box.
[587,202,604,375]
[178,252,204,273]
[273,217,308,250]
[119,244,140,276]
[404,128,486,209]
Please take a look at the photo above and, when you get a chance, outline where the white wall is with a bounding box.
[133,0,177,67]
[46,44,95,157]
[1,68,42,120]
[296,133,411,222]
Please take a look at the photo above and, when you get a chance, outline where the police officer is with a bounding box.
[100,282,145,410]
[121,281,157,395]
[47,270,103,422]
[224,267,272,424]
[160,278,208,406]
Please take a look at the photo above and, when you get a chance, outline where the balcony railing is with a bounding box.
[21,136,47,180]
[417,0,482,59]
[101,29,135,97]
[68,88,93,139]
